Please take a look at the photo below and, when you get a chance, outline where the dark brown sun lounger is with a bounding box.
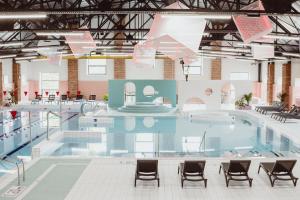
[134,159,160,187]
[178,160,207,188]
[258,160,298,187]
[219,160,253,187]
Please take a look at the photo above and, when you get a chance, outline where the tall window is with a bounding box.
[40,73,59,96]
[87,59,106,75]
[183,59,203,75]
[230,72,250,80]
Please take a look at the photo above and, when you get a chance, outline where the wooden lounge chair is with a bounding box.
[178,160,207,188]
[74,95,84,103]
[260,104,287,115]
[255,102,281,112]
[88,95,96,103]
[258,160,298,187]
[134,159,160,187]
[219,160,253,187]
[31,95,42,104]
[271,105,297,120]
[46,94,56,104]
[60,94,68,104]
[279,107,300,123]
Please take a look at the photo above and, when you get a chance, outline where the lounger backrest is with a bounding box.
[288,105,297,114]
[137,160,158,173]
[49,95,55,100]
[183,160,205,175]
[272,160,297,174]
[89,95,96,100]
[76,95,83,100]
[228,160,251,173]
[61,95,68,100]
[36,95,42,100]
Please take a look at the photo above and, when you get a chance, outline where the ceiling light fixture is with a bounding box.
[161,15,231,19]
[0,12,47,19]
[22,47,50,52]
[15,56,37,60]
[65,41,99,44]
[0,54,17,59]
[0,42,23,47]
[36,32,84,36]
[282,52,300,58]
[263,34,300,41]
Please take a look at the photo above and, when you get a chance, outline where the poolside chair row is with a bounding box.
[31,94,97,104]
[271,105,300,123]
[255,102,287,115]
[255,103,300,123]
[135,159,298,188]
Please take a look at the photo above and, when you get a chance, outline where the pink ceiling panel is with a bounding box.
[233,0,273,43]
[48,53,63,66]
[144,35,198,64]
[65,30,96,55]
[132,43,156,67]
[147,1,206,53]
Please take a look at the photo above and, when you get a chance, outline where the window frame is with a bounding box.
[87,59,107,75]
[40,72,60,96]
[229,72,250,80]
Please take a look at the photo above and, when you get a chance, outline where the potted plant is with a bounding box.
[103,94,109,102]
[235,97,246,110]
[243,93,253,109]
[277,92,287,103]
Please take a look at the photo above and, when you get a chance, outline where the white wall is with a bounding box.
[177,80,253,110]
[24,59,68,81]
[292,59,300,86]
[221,58,258,81]
[1,58,13,90]
[125,59,164,80]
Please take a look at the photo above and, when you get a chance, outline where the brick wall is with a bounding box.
[267,62,275,104]
[164,58,175,80]
[114,58,125,79]
[68,59,78,98]
[12,61,21,103]
[0,62,2,104]
[210,41,222,80]
[211,58,222,80]
[282,61,291,107]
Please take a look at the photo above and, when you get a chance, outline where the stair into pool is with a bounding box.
[118,102,171,113]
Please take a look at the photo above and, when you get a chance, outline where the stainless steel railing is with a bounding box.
[46,111,62,140]
[1,156,25,186]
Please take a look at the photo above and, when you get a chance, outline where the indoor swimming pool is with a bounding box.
[1,110,300,162]
[50,114,300,158]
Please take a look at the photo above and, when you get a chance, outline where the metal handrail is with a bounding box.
[199,130,207,153]
[46,111,62,140]
[1,156,25,186]
[80,102,101,116]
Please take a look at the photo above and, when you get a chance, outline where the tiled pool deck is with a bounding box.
[0,110,300,199]
[1,157,300,200]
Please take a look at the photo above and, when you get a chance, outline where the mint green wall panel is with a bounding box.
[108,80,176,108]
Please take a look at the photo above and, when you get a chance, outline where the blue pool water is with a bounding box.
[1,110,299,176]
[51,114,300,158]
[0,110,78,176]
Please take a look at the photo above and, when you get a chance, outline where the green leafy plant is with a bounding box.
[235,97,246,108]
[243,93,253,106]
[277,92,287,103]
[103,94,109,102]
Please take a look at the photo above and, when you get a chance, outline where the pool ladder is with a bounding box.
[1,156,25,186]
[199,131,207,154]
[46,111,62,140]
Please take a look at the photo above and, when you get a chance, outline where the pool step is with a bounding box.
[118,104,171,113]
